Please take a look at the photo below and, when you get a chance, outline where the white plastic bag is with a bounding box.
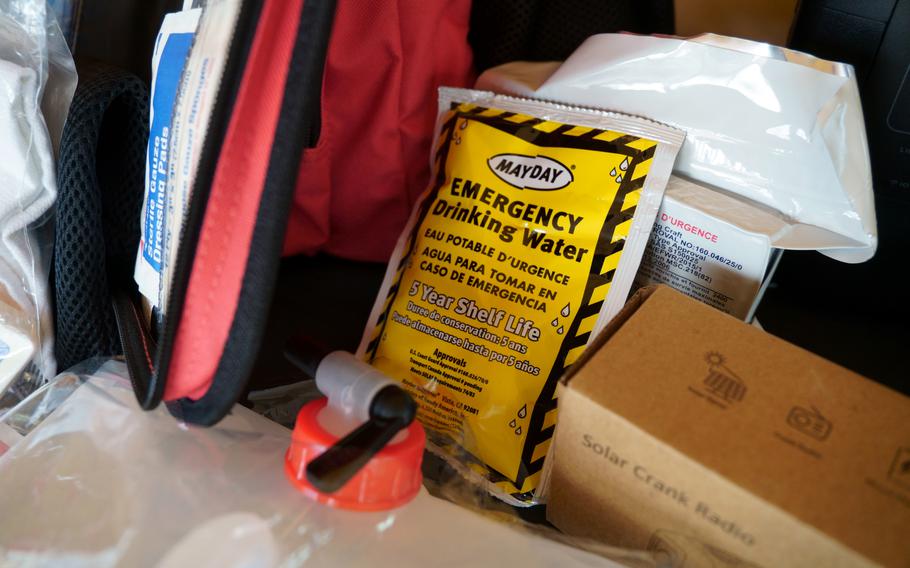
[0,0,76,393]
[477,33,877,263]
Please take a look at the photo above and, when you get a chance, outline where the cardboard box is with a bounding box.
[546,286,910,567]
[633,176,782,321]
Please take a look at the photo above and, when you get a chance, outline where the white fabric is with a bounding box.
[0,58,56,383]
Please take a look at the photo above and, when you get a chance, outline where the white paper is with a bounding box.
[635,177,771,320]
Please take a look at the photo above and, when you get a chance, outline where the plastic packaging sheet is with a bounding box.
[476,33,877,263]
[0,359,657,567]
[0,0,76,395]
[0,356,87,453]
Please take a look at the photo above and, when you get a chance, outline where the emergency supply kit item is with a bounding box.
[284,342,423,511]
[114,0,475,426]
[0,0,76,389]
[0,359,639,567]
[476,33,878,320]
[635,176,784,320]
[546,285,910,568]
[134,8,200,307]
[358,87,684,505]
[115,0,339,420]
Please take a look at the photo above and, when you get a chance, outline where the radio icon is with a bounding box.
[786,405,832,442]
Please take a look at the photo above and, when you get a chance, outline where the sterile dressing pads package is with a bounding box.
[359,88,683,505]
[135,8,200,308]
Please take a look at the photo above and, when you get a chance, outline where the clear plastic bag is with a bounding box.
[0,355,90,454]
[46,0,81,49]
[0,0,76,395]
[0,358,657,567]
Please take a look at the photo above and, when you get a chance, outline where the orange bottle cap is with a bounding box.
[285,398,425,511]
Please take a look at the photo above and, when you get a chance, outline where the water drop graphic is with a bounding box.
[551,318,559,327]
[610,167,617,177]
[518,405,527,419]
[619,157,629,171]
[561,303,571,317]
[459,120,468,130]
[509,419,517,428]
[515,427,522,435]
[616,174,623,183]
[557,326,564,335]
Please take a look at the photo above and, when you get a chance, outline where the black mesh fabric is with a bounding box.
[469,0,675,72]
[54,67,149,371]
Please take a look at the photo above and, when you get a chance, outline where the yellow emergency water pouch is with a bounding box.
[359,88,683,505]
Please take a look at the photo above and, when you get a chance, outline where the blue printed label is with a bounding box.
[143,32,194,271]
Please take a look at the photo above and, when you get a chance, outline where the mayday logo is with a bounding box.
[688,352,747,410]
[488,153,573,191]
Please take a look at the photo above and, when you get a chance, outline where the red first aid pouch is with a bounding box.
[113,0,473,424]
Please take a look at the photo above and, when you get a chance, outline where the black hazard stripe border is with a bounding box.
[365,103,658,501]
[518,148,655,481]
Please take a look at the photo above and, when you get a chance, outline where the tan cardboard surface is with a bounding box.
[548,286,910,567]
